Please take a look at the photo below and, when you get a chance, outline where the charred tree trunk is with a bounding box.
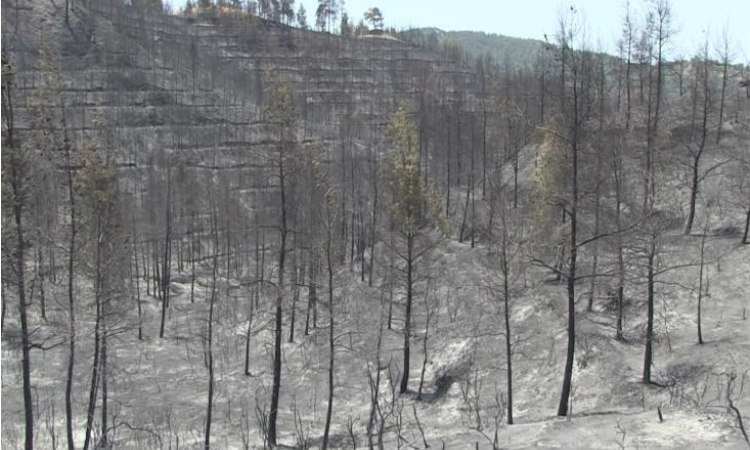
[100,324,108,448]
[246,227,261,375]
[482,108,488,199]
[501,233,513,425]
[697,219,709,344]
[685,51,711,235]
[268,142,288,446]
[306,254,317,335]
[204,206,219,450]
[685,158,700,235]
[244,287,255,376]
[64,118,77,450]
[366,317,384,450]
[387,229,394,330]
[191,214,196,303]
[321,210,336,450]
[83,218,104,450]
[4,65,34,450]
[399,233,414,394]
[159,168,172,338]
[743,200,750,245]
[616,195,625,341]
[16,156,34,450]
[369,149,378,287]
[289,252,299,343]
[445,109,452,215]
[558,45,580,418]
[643,238,656,384]
[716,52,728,144]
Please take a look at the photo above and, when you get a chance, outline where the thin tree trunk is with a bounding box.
[456,109,463,187]
[388,229,394,330]
[482,108,488,199]
[321,214,335,450]
[643,239,656,384]
[471,118,476,247]
[341,141,348,264]
[7,96,34,449]
[35,247,46,321]
[558,60,579,418]
[132,220,143,341]
[1,281,6,331]
[153,256,161,301]
[191,214,196,303]
[417,290,431,401]
[685,58,710,235]
[615,195,625,341]
[306,254,317,335]
[350,208,356,268]
[690,74,700,140]
[360,211,366,282]
[244,289,255,376]
[446,110,452,215]
[289,253,299,343]
[742,200,750,245]
[652,25,664,167]
[697,219,709,344]
[459,180,471,242]
[367,316,384,450]
[100,325,108,448]
[685,161,700,235]
[143,240,151,297]
[204,208,219,450]
[558,209,576,417]
[268,144,288,446]
[159,169,172,338]
[400,233,414,394]
[502,235,513,424]
[83,219,104,450]
[246,227,261,375]
[644,59,655,213]
[716,39,728,144]
[17,190,34,450]
[587,177,602,312]
[625,44,631,129]
[369,151,378,287]
[64,127,77,450]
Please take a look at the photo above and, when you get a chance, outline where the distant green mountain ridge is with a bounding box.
[399,27,547,68]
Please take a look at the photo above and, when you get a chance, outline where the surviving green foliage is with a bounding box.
[384,102,447,238]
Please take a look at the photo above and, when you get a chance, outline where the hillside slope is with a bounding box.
[2,1,750,449]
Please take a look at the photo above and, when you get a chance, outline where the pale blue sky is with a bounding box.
[169,0,750,62]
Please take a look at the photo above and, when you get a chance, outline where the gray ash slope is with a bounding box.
[2,1,750,449]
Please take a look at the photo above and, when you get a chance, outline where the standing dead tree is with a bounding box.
[633,211,680,384]
[485,179,526,425]
[2,48,34,450]
[683,36,718,235]
[264,81,298,446]
[383,103,448,395]
[204,176,220,450]
[76,131,119,450]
